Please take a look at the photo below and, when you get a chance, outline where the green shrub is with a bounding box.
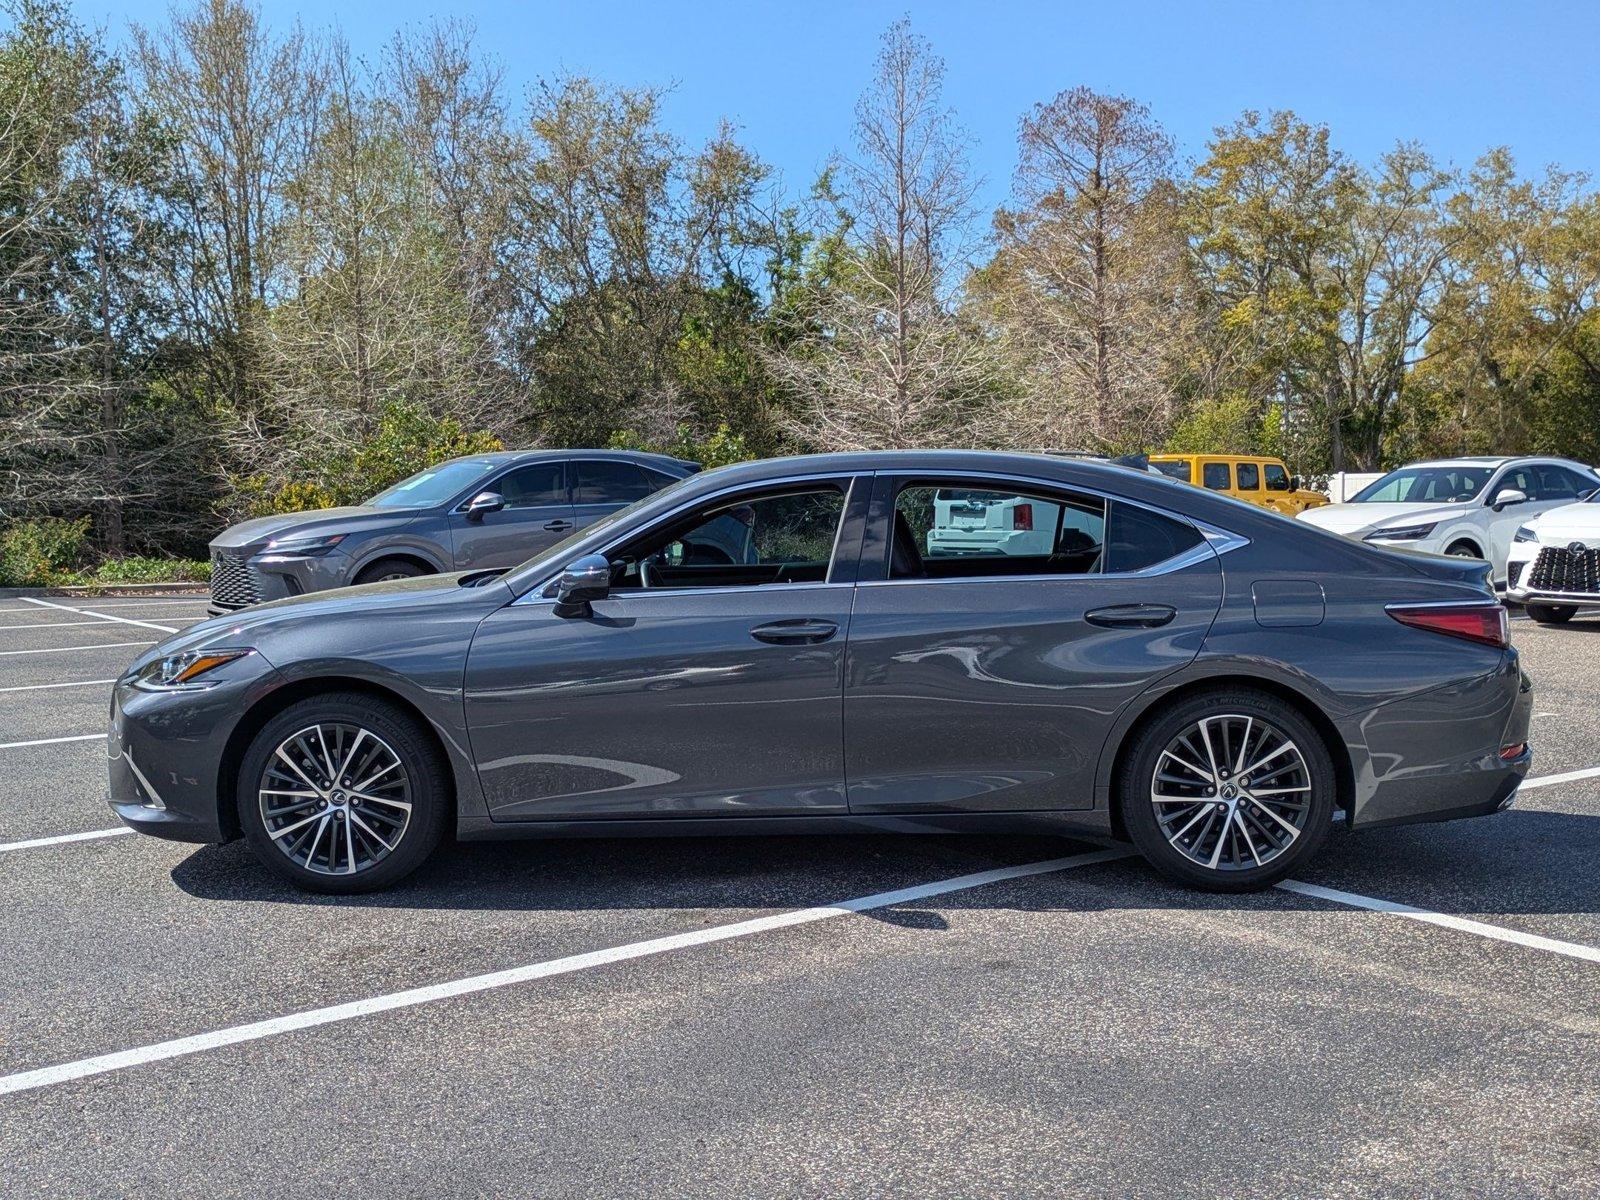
[78,557,208,585]
[0,517,92,587]
[607,422,755,471]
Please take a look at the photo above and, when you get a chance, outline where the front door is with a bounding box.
[845,475,1223,813]
[464,477,866,820]
[450,461,576,570]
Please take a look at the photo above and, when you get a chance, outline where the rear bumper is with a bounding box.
[1345,651,1533,829]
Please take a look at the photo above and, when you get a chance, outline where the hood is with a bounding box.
[1527,501,1600,544]
[127,571,511,674]
[209,506,418,552]
[1296,500,1466,536]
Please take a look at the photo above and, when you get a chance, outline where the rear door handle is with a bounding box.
[749,618,839,645]
[543,519,575,532]
[1085,604,1177,629]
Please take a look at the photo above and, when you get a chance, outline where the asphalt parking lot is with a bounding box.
[2,595,1599,1198]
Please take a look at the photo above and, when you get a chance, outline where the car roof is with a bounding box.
[446,448,699,472]
[1401,455,1587,469]
[1148,453,1285,464]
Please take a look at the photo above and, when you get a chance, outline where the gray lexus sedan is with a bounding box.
[113,451,1532,894]
[206,449,698,614]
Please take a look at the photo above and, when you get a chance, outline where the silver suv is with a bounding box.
[207,450,698,614]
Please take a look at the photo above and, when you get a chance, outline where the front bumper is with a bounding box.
[108,655,284,844]
[1505,543,1600,608]
[207,547,351,616]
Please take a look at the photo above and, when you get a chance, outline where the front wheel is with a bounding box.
[1526,602,1577,625]
[1119,690,1336,892]
[237,693,448,893]
[355,557,428,585]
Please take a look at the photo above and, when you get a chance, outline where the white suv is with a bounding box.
[1296,456,1600,587]
[1506,491,1600,623]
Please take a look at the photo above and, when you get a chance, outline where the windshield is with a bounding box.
[365,460,499,509]
[1351,466,1493,505]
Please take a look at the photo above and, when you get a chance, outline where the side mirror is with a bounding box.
[1491,487,1528,512]
[552,553,612,617]
[463,491,505,520]
[1290,474,1303,492]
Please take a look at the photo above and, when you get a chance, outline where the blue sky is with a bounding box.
[78,0,1600,212]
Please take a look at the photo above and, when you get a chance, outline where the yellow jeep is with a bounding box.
[1149,454,1327,515]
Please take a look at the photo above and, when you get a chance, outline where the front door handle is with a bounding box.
[749,618,839,645]
[543,519,575,532]
[1085,604,1176,629]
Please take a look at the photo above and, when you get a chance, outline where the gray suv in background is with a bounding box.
[207,450,698,614]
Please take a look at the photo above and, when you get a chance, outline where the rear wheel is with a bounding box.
[355,557,428,584]
[1119,689,1335,892]
[1526,602,1577,625]
[237,693,447,893]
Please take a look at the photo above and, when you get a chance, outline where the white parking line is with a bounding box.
[0,641,150,658]
[0,827,132,854]
[1278,879,1600,965]
[0,678,116,694]
[0,620,107,632]
[1520,766,1600,790]
[0,733,104,751]
[22,596,178,634]
[0,847,1130,1097]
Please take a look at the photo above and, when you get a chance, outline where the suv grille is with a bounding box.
[210,551,261,609]
[1528,545,1600,595]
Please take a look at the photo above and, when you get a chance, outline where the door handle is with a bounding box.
[749,618,839,645]
[1085,604,1177,629]
[543,520,575,532]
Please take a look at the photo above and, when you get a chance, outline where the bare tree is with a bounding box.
[978,86,1185,451]
[770,19,989,450]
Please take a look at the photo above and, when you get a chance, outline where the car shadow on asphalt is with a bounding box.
[167,807,1600,923]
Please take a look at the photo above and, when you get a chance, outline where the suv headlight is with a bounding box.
[263,533,346,556]
[1513,524,1539,544]
[134,648,253,691]
[1363,522,1437,542]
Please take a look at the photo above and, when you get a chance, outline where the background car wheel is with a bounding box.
[1444,540,1483,559]
[355,557,429,584]
[1526,602,1577,625]
[1118,689,1336,892]
[237,692,448,893]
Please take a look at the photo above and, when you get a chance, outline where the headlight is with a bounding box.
[134,648,253,691]
[1513,524,1539,543]
[263,533,346,556]
[1363,522,1437,542]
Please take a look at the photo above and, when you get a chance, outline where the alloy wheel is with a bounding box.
[258,722,413,876]
[1150,713,1312,872]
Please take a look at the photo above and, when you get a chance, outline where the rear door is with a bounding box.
[844,473,1223,813]
[570,459,657,534]
[449,460,575,569]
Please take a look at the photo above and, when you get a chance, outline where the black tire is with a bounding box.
[1118,688,1336,892]
[354,557,428,585]
[1526,602,1577,625]
[1444,540,1483,559]
[237,692,448,894]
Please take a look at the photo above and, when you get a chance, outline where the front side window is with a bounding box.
[495,462,565,509]
[892,484,1106,579]
[1236,462,1261,490]
[1264,464,1291,492]
[1202,463,1231,491]
[573,460,653,505]
[611,487,846,590]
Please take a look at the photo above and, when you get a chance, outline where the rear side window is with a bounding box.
[1202,463,1231,491]
[642,467,681,489]
[1105,503,1205,573]
[1264,464,1290,491]
[496,462,565,508]
[1236,462,1260,490]
[892,483,1106,579]
[1152,460,1191,483]
[573,460,653,504]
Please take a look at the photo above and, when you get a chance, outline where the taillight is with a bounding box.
[1012,503,1033,531]
[1387,603,1508,649]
